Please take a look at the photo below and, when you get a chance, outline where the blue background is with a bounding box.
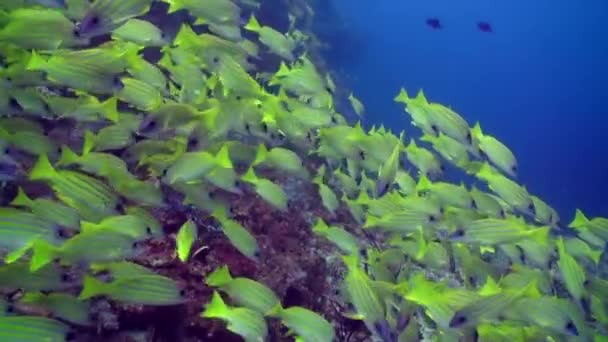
[317,0,608,221]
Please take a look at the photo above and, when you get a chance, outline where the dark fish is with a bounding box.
[477,21,493,32]
[426,18,442,30]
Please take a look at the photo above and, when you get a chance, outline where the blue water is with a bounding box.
[319,0,608,220]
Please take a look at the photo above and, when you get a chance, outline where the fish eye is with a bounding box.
[261,122,268,133]
[430,125,439,135]
[187,137,198,148]
[235,95,242,101]
[131,241,139,249]
[325,86,332,94]
[89,15,100,26]
[499,209,506,218]
[359,150,366,160]
[55,228,68,239]
[208,191,216,199]
[65,331,76,341]
[428,214,437,222]
[470,200,477,209]
[212,56,219,64]
[179,289,187,297]
[145,226,152,235]
[8,97,21,110]
[565,321,579,336]
[206,89,213,97]
[234,180,241,188]
[452,315,467,326]
[511,165,518,173]
[244,123,251,133]
[161,168,168,177]
[3,147,11,155]
[331,116,337,124]
[5,304,14,313]
[527,202,536,214]
[115,202,124,212]
[113,76,124,89]
[60,272,70,282]
[453,229,465,237]
[254,250,261,258]
[270,133,276,140]
[382,183,389,194]
[466,132,472,144]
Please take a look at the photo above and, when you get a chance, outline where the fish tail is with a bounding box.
[393,88,409,104]
[214,145,233,169]
[471,122,483,140]
[26,51,47,71]
[202,291,229,319]
[206,265,233,287]
[363,215,379,229]
[29,154,57,181]
[56,145,80,167]
[413,89,428,104]
[531,227,550,244]
[244,15,262,32]
[252,144,268,166]
[79,275,108,300]
[166,0,184,13]
[5,241,35,264]
[569,209,589,228]
[241,167,258,183]
[100,97,119,123]
[10,187,34,207]
[82,130,97,155]
[30,240,60,271]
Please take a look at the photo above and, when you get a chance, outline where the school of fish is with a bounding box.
[0,0,606,341]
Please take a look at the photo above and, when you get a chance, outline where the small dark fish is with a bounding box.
[477,21,493,32]
[426,18,442,30]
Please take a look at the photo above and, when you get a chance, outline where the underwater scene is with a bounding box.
[0,0,606,341]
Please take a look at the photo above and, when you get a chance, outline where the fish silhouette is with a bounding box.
[477,21,493,32]
[426,18,442,30]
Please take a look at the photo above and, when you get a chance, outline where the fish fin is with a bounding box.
[30,240,60,271]
[79,275,108,300]
[206,265,233,287]
[244,15,262,32]
[29,154,57,181]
